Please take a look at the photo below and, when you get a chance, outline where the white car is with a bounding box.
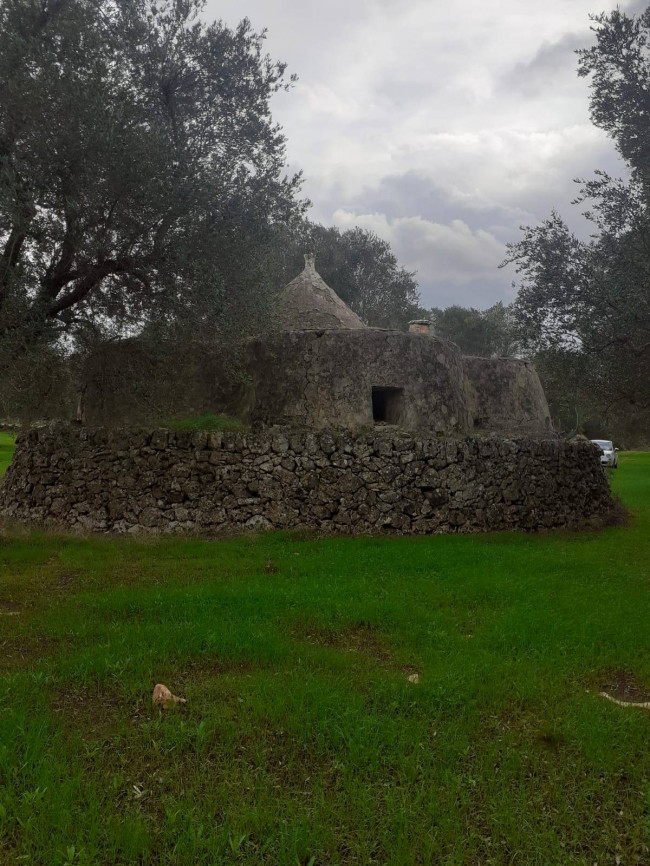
[591,439,619,469]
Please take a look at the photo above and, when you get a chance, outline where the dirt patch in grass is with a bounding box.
[164,655,258,684]
[227,717,345,797]
[50,684,148,736]
[0,635,64,671]
[0,598,22,614]
[292,620,394,665]
[479,704,570,757]
[56,570,79,590]
[536,729,567,751]
[143,656,259,705]
[47,657,261,738]
[596,669,650,703]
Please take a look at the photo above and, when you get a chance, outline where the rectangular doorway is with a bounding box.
[372,386,404,424]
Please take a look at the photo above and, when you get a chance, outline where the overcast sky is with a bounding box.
[207,0,643,309]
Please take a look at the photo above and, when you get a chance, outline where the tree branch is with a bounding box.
[0,200,35,313]
[40,172,80,300]
[44,258,151,319]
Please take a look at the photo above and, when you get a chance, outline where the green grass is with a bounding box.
[0,449,649,864]
[162,414,245,432]
[0,432,15,477]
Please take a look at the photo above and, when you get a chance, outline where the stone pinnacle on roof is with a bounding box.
[276,253,366,331]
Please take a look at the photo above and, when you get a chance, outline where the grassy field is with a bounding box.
[0,432,14,478]
[0,442,649,864]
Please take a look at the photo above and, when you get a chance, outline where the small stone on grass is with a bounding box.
[152,683,186,709]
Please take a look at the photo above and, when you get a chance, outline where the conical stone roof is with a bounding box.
[276,254,366,330]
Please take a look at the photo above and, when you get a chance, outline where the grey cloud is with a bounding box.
[499,33,585,97]
[418,274,517,310]
[304,132,626,307]
[501,0,650,102]
[313,139,623,241]
[332,209,512,308]
[622,0,649,15]
[350,171,533,233]
[374,79,438,110]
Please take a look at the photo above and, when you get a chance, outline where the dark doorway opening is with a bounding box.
[372,386,404,424]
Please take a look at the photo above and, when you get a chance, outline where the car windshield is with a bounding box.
[593,440,613,450]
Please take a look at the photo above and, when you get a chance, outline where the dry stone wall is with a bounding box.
[0,425,613,536]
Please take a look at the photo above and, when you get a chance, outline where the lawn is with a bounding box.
[0,432,15,478]
[0,444,649,864]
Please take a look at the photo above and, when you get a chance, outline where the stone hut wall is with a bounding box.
[0,425,612,535]
[462,356,552,437]
[240,328,470,436]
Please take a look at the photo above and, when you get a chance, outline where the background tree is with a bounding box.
[504,5,650,442]
[0,0,305,352]
[428,302,518,357]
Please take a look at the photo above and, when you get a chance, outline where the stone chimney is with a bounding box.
[408,319,432,336]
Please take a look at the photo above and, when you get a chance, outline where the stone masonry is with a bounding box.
[241,328,470,435]
[0,425,613,535]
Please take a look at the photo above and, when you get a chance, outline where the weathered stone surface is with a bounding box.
[463,356,552,437]
[238,325,554,439]
[275,254,366,331]
[241,329,470,435]
[0,425,613,536]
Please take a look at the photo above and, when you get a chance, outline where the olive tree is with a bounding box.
[0,0,305,351]
[505,5,650,431]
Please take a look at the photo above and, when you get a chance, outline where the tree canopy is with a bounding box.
[429,303,518,358]
[505,5,650,433]
[0,0,305,350]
